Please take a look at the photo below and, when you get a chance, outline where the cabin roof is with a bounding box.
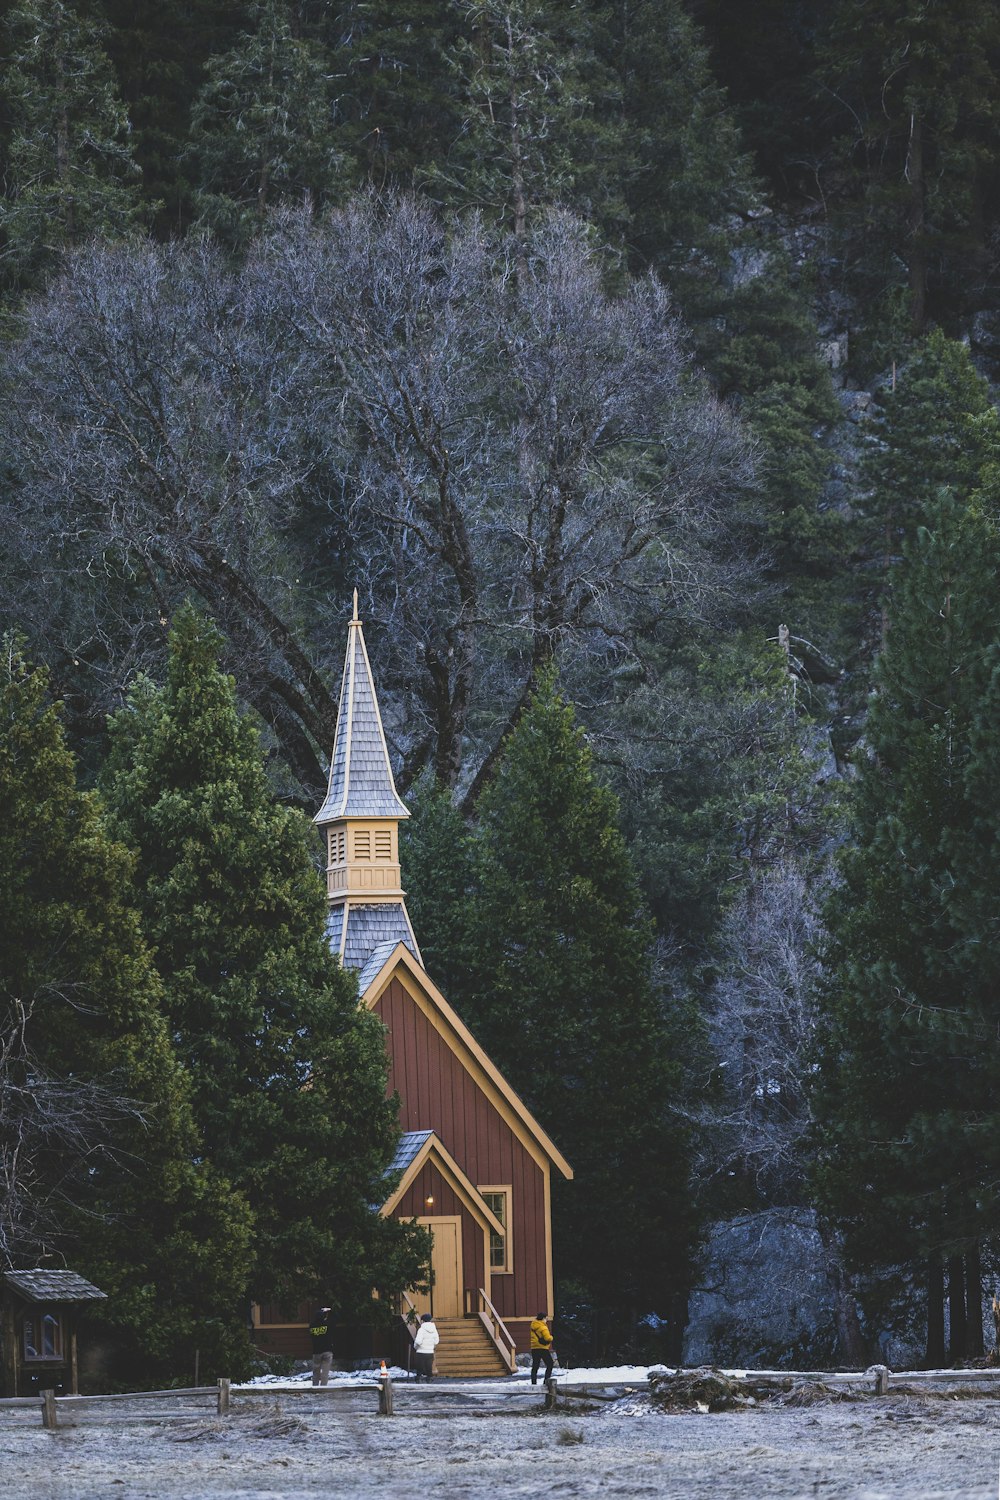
[362,943,573,1182]
[314,600,409,824]
[4,1270,106,1303]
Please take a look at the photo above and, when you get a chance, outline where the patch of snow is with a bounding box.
[239,1364,410,1390]
[548,1364,660,1384]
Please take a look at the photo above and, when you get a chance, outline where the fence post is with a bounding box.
[874,1366,890,1396]
[40,1390,58,1430]
[217,1378,231,1415]
[378,1373,394,1416]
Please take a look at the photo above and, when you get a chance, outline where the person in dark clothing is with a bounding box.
[530,1312,554,1384]
[309,1305,334,1386]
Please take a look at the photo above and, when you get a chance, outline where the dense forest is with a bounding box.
[4,0,1000,1375]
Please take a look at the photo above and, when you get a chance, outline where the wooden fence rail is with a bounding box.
[11,1365,1000,1430]
[30,1380,233,1430]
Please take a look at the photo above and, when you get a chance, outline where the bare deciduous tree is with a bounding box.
[0,998,146,1267]
[0,235,340,791]
[260,196,758,793]
[699,858,827,1202]
[1,194,757,799]
[694,856,868,1364]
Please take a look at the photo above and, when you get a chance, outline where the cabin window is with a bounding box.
[254,1300,310,1327]
[328,829,346,865]
[354,830,371,861]
[374,829,392,861]
[23,1311,63,1361]
[480,1187,512,1273]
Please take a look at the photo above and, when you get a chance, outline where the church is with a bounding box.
[253,599,572,1376]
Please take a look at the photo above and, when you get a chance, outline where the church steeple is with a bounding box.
[315,595,420,972]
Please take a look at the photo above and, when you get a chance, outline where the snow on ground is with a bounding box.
[239,1361,657,1391]
[3,1385,1000,1499]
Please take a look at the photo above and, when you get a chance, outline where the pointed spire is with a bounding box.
[314,598,409,825]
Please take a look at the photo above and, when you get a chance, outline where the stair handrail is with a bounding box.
[476,1287,517,1374]
[398,1288,419,1342]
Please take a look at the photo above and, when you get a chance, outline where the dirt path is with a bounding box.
[2,1393,999,1498]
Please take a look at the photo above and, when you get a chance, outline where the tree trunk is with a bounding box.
[965,1243,984,1360]
[663,1288,687,1366]
[926,1255,945,1368]
[906,108,927,335]
[818,1223,868,1367]
[948,1254,967,1364]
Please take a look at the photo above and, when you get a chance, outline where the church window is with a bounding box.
[374,829,392,861]
[354,830,371,861]
[328,829,346,865]
[480,1187,512,1273]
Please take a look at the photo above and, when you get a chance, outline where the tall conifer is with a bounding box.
[813,492,1000,1362]
[0,638,252,1382]
[189,0,346,251]
[460,672,697,1357]
[0,0,146,285]
[101,604,426,1313]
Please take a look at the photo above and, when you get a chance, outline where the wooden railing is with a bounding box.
[397,1288,419,1342]
[473,1288,517,1373]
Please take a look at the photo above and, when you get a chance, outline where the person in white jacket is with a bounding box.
[412,1313,440,1380]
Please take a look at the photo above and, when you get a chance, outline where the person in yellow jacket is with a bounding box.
[529,1313,554,1385]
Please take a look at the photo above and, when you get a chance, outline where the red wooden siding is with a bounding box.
[376,977,549,1321]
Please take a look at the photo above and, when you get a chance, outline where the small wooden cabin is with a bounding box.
[252,598,572,1376]
[1,1269,106,1397]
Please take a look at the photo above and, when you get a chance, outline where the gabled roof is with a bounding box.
[358,937,412,994]
[314,598,409,824]
[4,1269,106,1303]
[380,1131,507,1238]
[361,943,573,1182]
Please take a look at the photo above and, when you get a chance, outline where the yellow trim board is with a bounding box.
[361,944,573,1181]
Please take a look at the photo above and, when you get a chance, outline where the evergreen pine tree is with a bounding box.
[812,491,1000,1362]
[101,603,426,1311]
[609,0,751,272]
[0,0,147,286]
[101,0,246,233]
[864,330,1000,544]
[398,774,476,1005]
[427,0,628,238]
[600,0,841,626]
[817,0,1000,334]
[861,330,1000,632]
[460,672,697,1358]
[189,0,346,252]
[323,0,463,189]
[0,638,253,1382]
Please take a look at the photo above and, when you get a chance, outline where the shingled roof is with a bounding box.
[314,598,409,825]
[387,1130,434,1176]
[326,905,419,977]
[4,1269,106,1303]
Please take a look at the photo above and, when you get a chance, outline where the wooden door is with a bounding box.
[414,1217,462,1318]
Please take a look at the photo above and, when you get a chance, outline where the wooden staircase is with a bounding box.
[427,1317,512,1378]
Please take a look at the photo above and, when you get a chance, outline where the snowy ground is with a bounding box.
[3,1375,1000,1498]
[239,1361,654,1389]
